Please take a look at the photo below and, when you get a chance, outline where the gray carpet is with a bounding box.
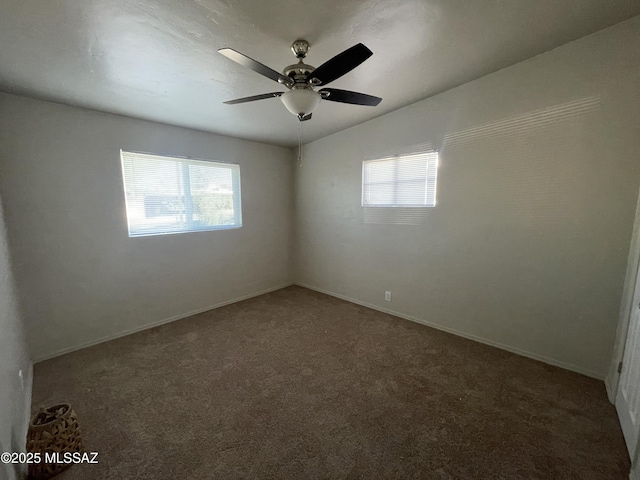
[31,286,630,479]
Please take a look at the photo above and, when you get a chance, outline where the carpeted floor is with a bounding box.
[31,286,629,479]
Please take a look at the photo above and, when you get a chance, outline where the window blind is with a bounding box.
[120,150,242,237]
[362,151,438,207]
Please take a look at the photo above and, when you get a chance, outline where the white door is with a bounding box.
[616,266,640,458]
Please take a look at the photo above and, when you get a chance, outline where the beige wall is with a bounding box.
[0,193,31,480]
[0,93,294,361]
[294,17,640,379]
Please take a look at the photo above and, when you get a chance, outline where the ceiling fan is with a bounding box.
[219,40,382,121]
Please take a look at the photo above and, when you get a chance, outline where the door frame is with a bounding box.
[607,189,640,403]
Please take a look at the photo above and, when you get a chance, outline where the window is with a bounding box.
[120,151,241,237]
[362,151,438,207]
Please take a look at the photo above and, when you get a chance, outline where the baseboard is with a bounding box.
[33,283,294,363]
[24,361,33,416]
[605,374,617,404]
[35,281,606,380]
[20,361,33,480]
[295,282,605,380]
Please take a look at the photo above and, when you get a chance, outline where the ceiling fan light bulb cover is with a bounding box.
[280,89,321,116]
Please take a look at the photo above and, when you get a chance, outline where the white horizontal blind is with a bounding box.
[121,151,241,237]
[362,151,438,207]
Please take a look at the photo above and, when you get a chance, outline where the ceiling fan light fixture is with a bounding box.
[280,89,321,117]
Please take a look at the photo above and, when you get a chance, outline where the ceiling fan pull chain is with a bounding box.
[298,121,303,167]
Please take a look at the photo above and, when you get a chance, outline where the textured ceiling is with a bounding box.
[0,0,638,147]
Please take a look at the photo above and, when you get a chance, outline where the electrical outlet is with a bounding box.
[385,291,392,301]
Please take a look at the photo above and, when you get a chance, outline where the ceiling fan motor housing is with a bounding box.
[283,61,315,84]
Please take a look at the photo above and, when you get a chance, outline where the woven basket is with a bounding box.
[26,403,84,480]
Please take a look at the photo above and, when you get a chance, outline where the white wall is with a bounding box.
[294,17,640,379]
[0,193,32,480]
[0,93,294,361]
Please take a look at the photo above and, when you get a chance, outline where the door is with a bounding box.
[616,265,640,458]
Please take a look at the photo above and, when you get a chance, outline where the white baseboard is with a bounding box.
[605,374,618,404]
[33,283,294,363]
[35,281,606,380]
[295,282,605,380]
[21,362,33,479]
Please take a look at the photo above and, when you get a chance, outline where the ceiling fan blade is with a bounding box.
[298,113,312,122]
[307,43,373,86]
[224,92,284,105]
[219,48,293,86]
[319,88,382,106]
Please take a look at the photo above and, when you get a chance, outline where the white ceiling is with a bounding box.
[0,1,638,148]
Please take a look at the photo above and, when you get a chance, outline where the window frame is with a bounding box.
[120,150,242,237]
